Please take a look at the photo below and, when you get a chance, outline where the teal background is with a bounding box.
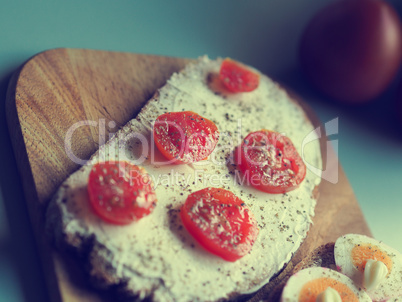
[1,1,402,301]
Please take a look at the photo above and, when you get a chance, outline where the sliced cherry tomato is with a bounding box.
[180,187,259,262]
[87,161,157,225]
[153,111,219,164]
[235,130,306,194]
[219,58,260,93]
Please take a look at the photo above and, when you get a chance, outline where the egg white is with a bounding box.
[335,234,402,301]
[281,267,371,302]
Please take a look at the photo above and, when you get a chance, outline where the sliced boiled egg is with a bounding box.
[281,267,371,302]
[335,234,402,301]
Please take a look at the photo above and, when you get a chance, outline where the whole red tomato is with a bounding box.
[396,78,402,128]
[300,0,402,103]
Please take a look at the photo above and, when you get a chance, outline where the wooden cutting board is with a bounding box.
[6,48,371,302]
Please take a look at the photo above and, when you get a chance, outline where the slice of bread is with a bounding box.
[46,56,322,301]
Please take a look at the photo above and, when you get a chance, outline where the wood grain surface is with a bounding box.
[6,48,371,302]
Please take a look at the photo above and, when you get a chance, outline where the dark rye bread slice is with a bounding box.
[46,56,322,301]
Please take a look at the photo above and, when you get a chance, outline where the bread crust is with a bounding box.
[248,243,335,302]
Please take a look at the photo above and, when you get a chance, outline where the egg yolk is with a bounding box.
[298,278,359,302]
[351,244,392,274]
